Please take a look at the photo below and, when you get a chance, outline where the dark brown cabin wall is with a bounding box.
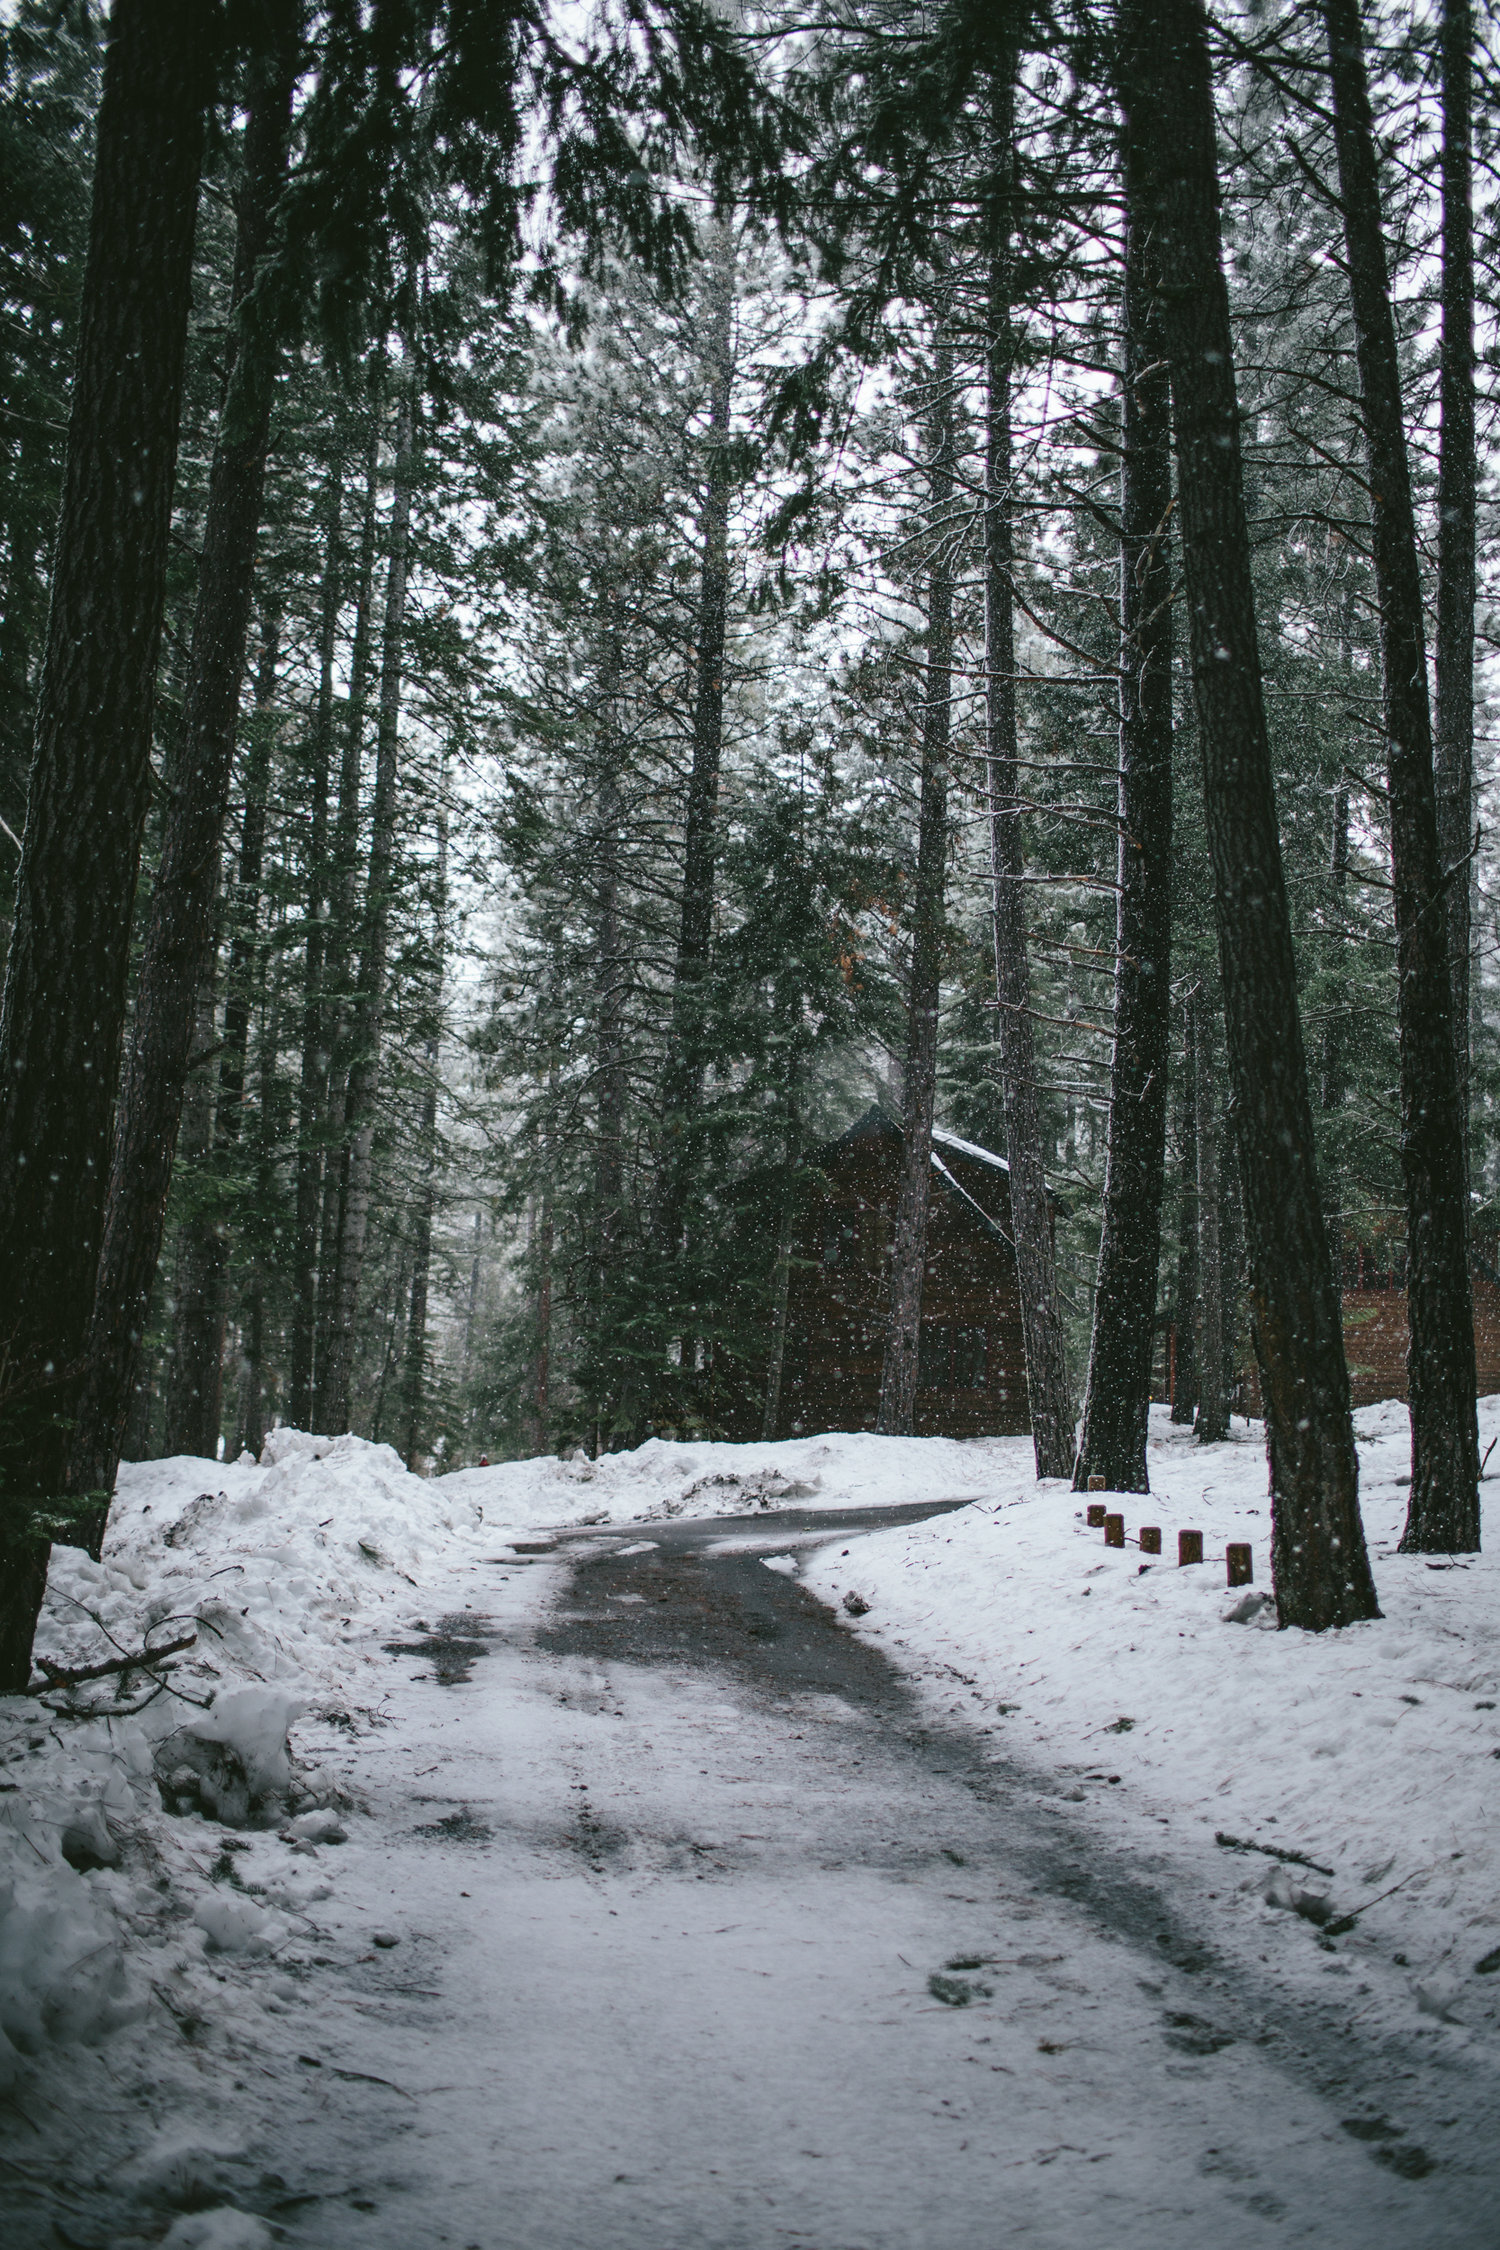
[767,1123,1030,1439]
[1341,1273,1500,1408]
[1221,1274,1500,1414]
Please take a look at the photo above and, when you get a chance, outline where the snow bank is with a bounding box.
[0,1430,487,2081]
[797,1401,1500,2006]
[438,1426,1004,1532]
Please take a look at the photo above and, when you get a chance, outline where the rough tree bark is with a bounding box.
[1120,0,1379,1628]
[530,1179,554,1455]
[1073,202,1174,1494]
[983,77,1074,1477]
[1192,988,1228,1445]
[761,1068,802,1443]
[1169,1015,1198,1424]
[877,343,955,1436]
[163,975,222,1459]
[591,616,629,1453]
[164,617,281,1460]
[69,6,299,1524]
[1434,0,1476,1165]
[313,401,382,1414]
[402,782,447,1471]
[1320,784,1350,1277]
[320,366,416,1435]
[235,935,286,1459]
[656,226,735,1296]
[289,460,344,1427]
[0,0,217,1687]
[1322,0,1479,1553]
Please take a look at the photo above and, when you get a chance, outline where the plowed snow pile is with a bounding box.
[0,1429,489,2088]
[437,1425,1005,1525]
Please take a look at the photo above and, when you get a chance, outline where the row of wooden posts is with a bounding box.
[1084,1481,1253,1587]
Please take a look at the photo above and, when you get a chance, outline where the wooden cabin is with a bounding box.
[1162,1228,1500,1415]
[1340,1238,1500,1408]
[766,1107,1031,1440]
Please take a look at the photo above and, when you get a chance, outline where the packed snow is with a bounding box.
[2,1399,1497,2153]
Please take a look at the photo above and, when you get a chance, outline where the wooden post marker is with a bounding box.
[1139,1526,1161,1556]
[1226,1542,1253,1587]
[1178,1529,1204,1566]
[1104,1513,1125,1548]
[1086,1502,1107,1527]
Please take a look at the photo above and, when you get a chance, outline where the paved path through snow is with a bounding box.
[17,1500,1500,2247]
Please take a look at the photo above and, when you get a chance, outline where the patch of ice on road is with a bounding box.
[761,1555,800,1576]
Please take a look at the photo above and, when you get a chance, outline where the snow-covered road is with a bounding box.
[14,1494,1496,2248]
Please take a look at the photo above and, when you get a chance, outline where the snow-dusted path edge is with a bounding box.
[795,1403,1500,2047]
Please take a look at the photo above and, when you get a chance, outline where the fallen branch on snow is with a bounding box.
[1214,1830,1334,1878]
[27,1629,197,1696]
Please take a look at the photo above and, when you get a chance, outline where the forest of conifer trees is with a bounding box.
[0,0,1495,1674]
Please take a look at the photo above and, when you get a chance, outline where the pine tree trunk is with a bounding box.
[370,1244,410,1447]
[1169,1021,1199,1424]
[657,228,735,1284]
[402,788,447,1470]
[1120,0,1379,1629]
[878,345,955,1436]
[983,105,1074,1477]
[290,462,344,1426]
[0,0,215,1687]
[209,619,279,1453]
[164,981,223,1457]
[1192,989,1228,1445]
[235,1283,265,1460]
[532,1183,554,1453]
[402,1182,434,1471]
[239,909,285,1456]
[313,399,382,1418]
[1073,204,1174,1494]
[1322,0,1480,1553]
[463,1209,483,1369]
[320,369,416,1434]
[165,615,279,1463]
[67,8,298,1518]
[761,1084,802,1443]
[1435,0,1476,1170]
[219,621,279,1153]
[592,617,629,1449]
[1321,785,1350,1279]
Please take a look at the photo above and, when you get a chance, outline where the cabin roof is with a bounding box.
[932,1124,1008,1173]
[815,1107,1012,1246]
[823,1105,1008,1174]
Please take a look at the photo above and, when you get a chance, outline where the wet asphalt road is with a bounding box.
[538,1499,972,1704]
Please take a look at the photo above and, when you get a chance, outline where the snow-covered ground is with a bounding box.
[2,1403,1497,2243]
[796,1400,1500,2021]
